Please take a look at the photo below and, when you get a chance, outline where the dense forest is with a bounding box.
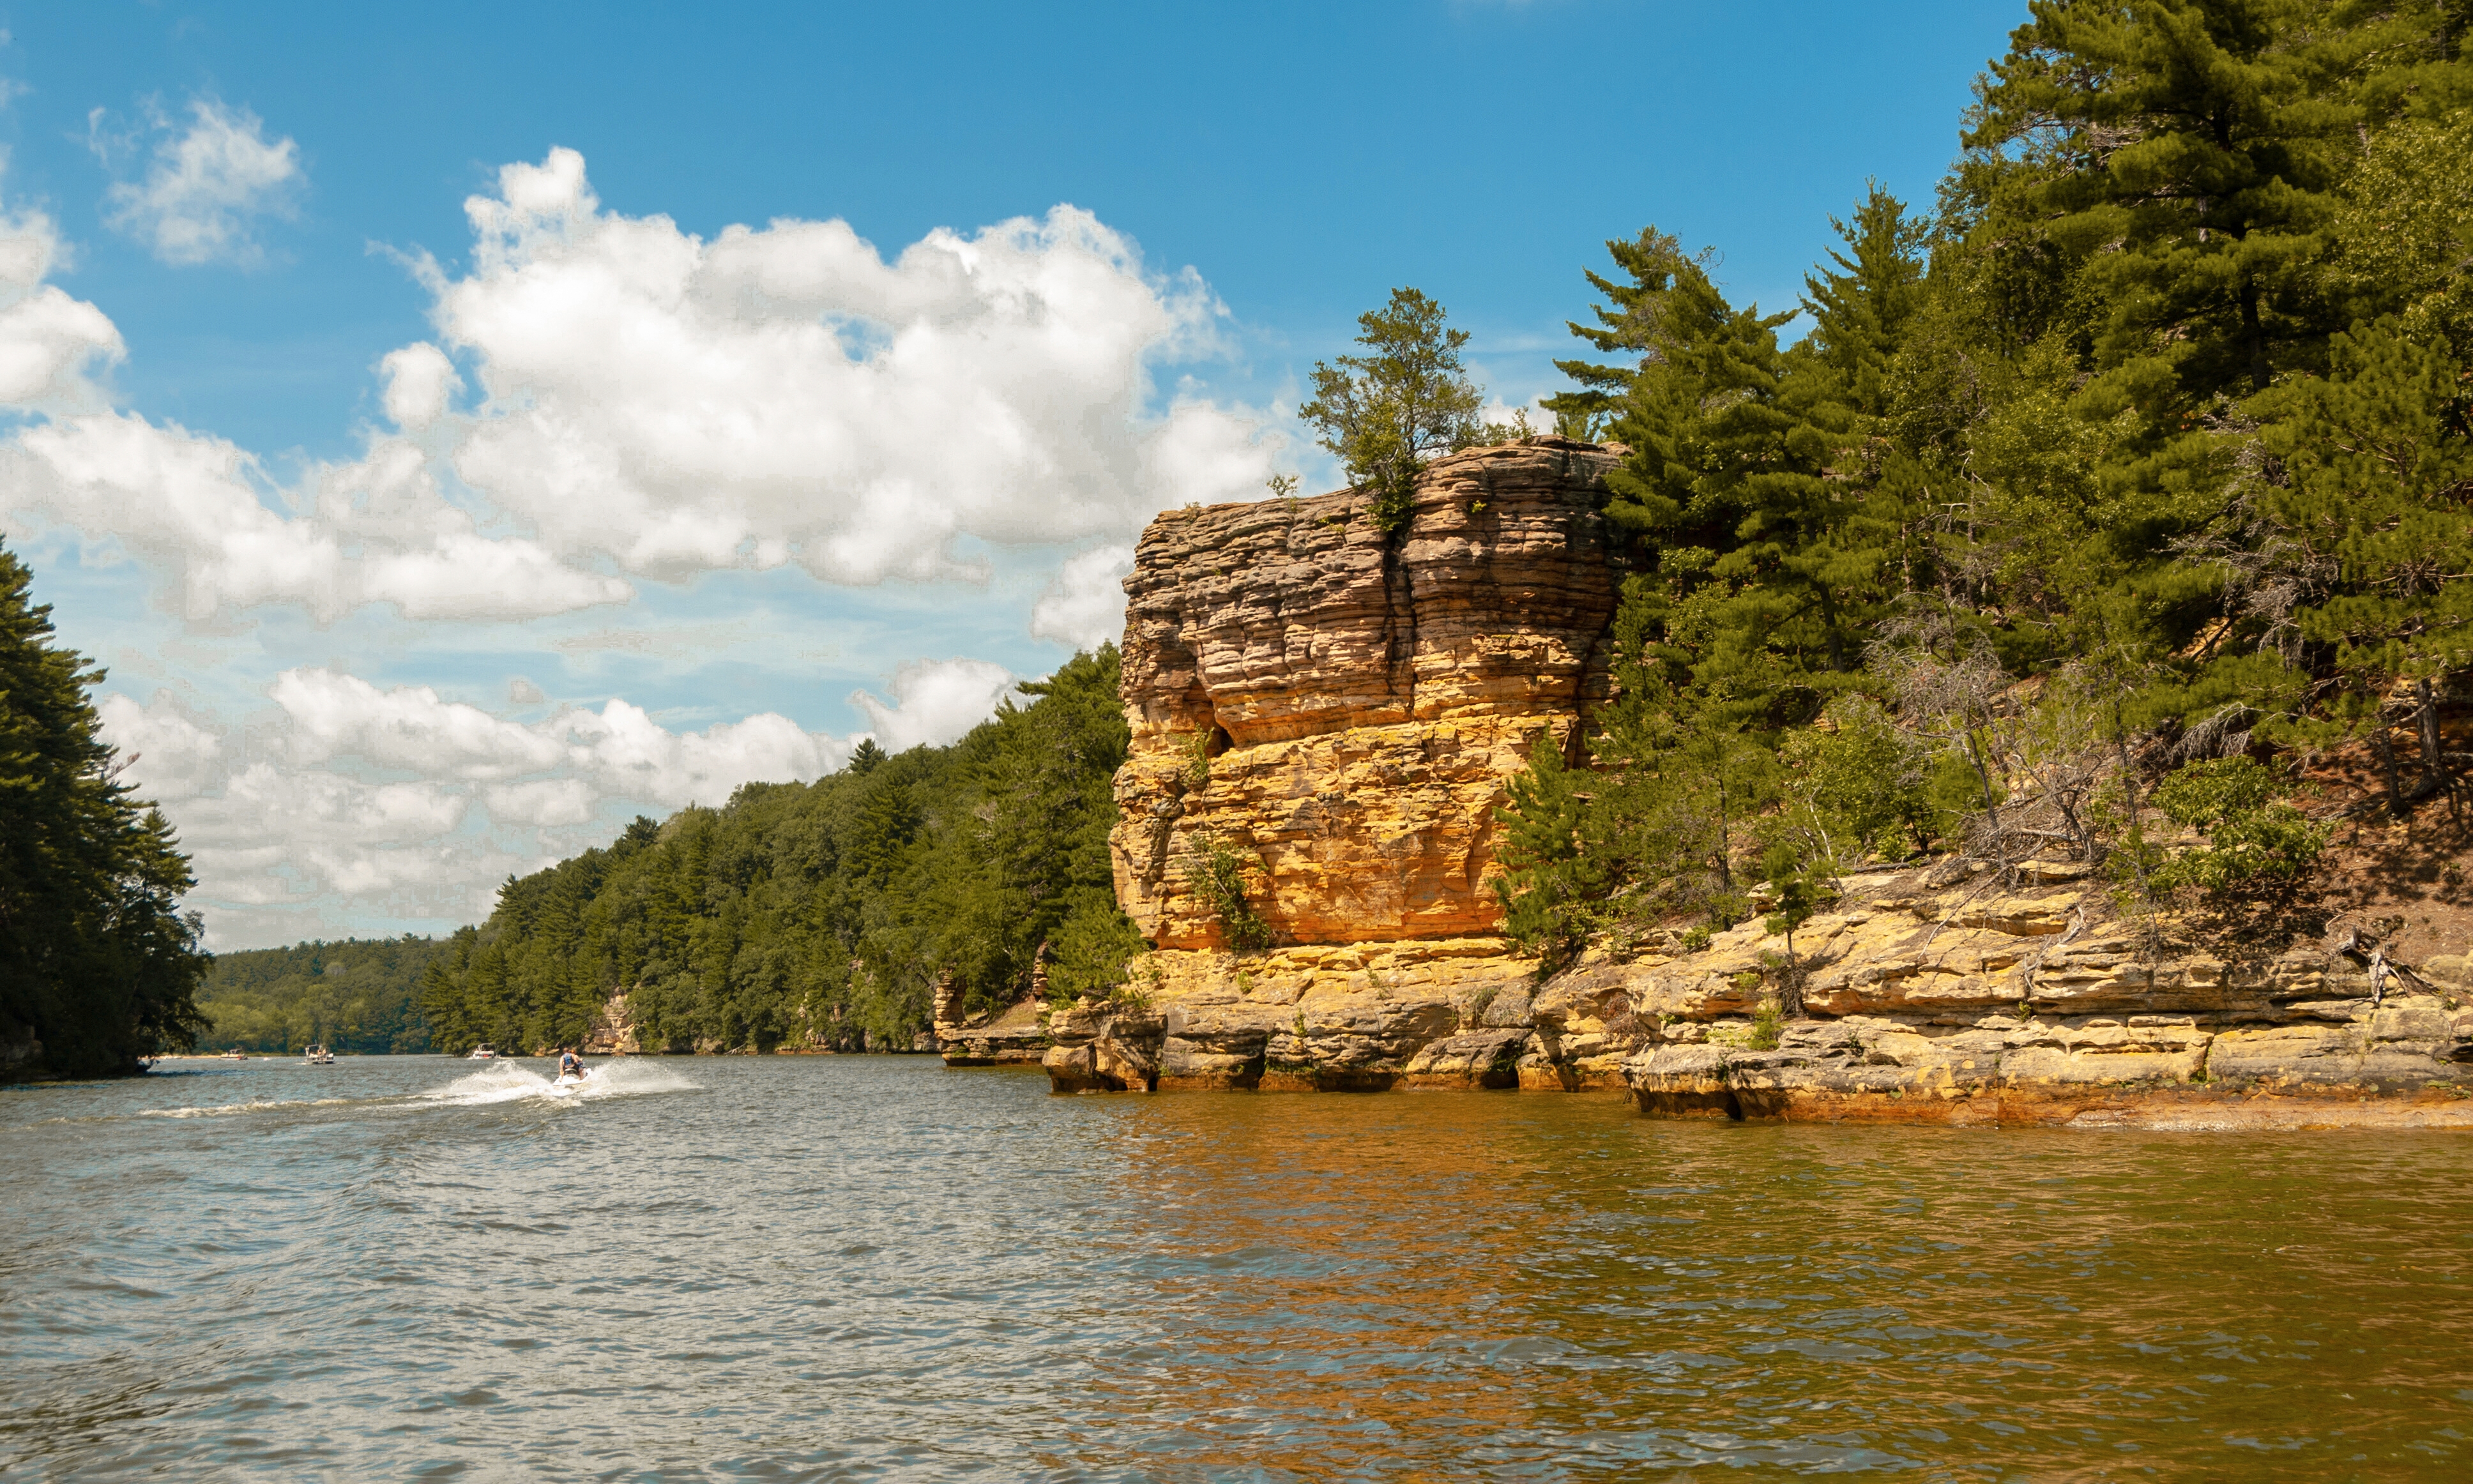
[418,647,1138,1054]
[0,541,209,1080]
[1482,0,2473,961]
[194,937,450,1054]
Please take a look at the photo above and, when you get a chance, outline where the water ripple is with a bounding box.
[6,1059,2473,1478]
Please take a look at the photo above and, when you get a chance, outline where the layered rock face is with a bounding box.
[1042,858,2473,1123]
[1108,437,1626,948]
[1613,866,2473,1128]
[1028,439,1627,1093]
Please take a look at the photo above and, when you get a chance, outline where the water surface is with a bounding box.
[6,1056,2471,1480]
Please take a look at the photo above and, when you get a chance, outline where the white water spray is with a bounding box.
[420,1059,697,1105]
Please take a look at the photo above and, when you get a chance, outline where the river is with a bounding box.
[5,1056,2471,1479]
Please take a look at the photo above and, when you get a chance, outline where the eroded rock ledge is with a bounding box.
[1035,865,2473,1128]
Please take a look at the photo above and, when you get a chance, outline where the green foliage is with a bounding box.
[2331,110,2473,358]
[1046,890,1148,1003]
[1748,992,1783,1050]
[1491,734,1609,963]
[1178,727,1214,791]
[421,647,1142,1054]
[2148,757,2332,897]
[1298,287,1489,535]
[1776,695,1934,863]
[1187,835,1271,951]
[2254,322,2473,745]
[1499,3,2470,956]
[0,541,208,1079]
[196,936,450,1053]
[1758,842,1831,945]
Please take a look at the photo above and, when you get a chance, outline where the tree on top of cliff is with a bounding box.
[1297,287,1488,535]
[0,541,209,1080]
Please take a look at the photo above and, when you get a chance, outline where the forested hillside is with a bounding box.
[418,647,1138,1054]
[195,937,449,1054]
[1493,0,2473,959]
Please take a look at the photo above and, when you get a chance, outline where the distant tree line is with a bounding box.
[418,647,1140,1054]
[195,936,452,1054]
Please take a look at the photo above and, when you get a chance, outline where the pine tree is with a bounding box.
[1967,0,2357,408]
[1298,288,1488,534]
[0,541,208,1079]
[2256,322,2473,787]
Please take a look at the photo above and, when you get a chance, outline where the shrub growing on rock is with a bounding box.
[2147,757,2331,900]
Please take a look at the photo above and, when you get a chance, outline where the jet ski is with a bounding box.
[544,1066,594,1096]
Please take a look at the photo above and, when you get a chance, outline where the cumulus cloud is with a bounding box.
[1031,543,1134,649]
[98,667,874,943]
[3,411,632,620]
[98,99,302,266]
[8,145,1275,630]
[379,342,459,429]
[0,204,120,407]
[849,658,1017,753]
[271,666,849,808]
[96,692,221,803]
[428,148,1274,585]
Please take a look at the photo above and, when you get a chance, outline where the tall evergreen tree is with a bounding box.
[0,542,208,1079]
[1967,0,2357,407]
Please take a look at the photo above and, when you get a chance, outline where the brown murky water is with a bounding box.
[6,1056,2472,1478]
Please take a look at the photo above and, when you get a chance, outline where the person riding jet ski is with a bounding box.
[556,1047,586,1082]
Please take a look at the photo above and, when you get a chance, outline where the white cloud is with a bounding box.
[96,666,877,944]
[849,658,1017,752]
[1030,543,1134,649]
[4,411,633,620]
[1477,395,1554,435]
[270,665,850,808]
[379,342,459,429]
[273,667,566,779]
[96,692,221,803]
[483,778,595,827]
[7,145,1277,630]
[0,204,119,407]
[431,148,1274,586]
[98,99,301,266]
[562,699,842,810]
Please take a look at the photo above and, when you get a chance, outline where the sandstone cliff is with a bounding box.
[1108,437,1627,948]
[962,438,2473,1128]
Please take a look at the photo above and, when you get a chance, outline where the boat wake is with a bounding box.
[133,1061,697,1120]
[418,1060,699,1105]
[140,1096,366,1120]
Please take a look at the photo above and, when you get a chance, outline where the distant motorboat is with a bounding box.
[303,1045,335,1064]
[222,1049,247,1061]
[467,1044,498,1060]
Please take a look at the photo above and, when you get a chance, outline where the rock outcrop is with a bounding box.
[1612,866,2473,1127]
[934,973,1051,1066]
[1109,437,1627,948]
[1025,439,1631,1090]
[579,992,640,1056]
[1012,437,2473,1127]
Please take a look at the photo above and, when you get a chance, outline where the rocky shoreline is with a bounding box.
[948,863,2473,1128]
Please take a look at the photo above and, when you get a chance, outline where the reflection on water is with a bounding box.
[6,1057,2472,1479]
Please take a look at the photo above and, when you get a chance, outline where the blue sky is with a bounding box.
[0,0,2021,946]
